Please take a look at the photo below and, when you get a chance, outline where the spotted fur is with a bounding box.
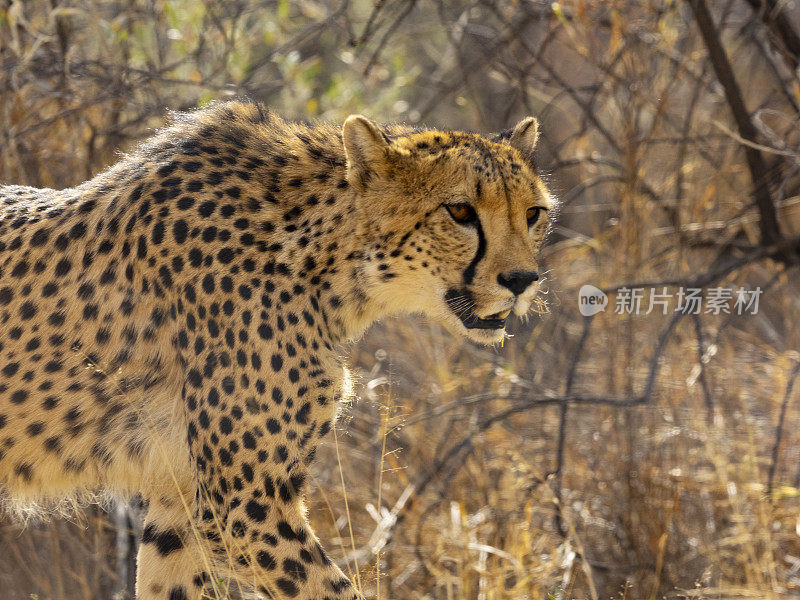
[0,101,553,599]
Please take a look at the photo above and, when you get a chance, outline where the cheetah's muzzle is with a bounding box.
[445,288,510,330]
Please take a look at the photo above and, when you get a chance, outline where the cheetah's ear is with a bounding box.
[343,115,389,189]
[508,117,539,158]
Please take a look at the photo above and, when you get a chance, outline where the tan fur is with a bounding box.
[0,101,552,599]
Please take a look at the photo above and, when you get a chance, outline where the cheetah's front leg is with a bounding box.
[183,370,361,600]
[136,498,209,600]
[197,489,360,600]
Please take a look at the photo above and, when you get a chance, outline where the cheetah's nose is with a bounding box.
[497,270,539,296]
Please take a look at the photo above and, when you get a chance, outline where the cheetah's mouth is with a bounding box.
[444,289,510,330]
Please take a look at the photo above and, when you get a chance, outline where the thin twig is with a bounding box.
[767,361,800,498]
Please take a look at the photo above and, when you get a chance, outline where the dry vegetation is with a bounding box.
[2,0,800,598]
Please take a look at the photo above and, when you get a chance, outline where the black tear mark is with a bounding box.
[462,217,485,286]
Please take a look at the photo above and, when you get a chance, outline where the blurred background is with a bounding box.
[2,0,800,598]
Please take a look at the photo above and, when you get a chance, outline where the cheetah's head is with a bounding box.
[342,115,554,345]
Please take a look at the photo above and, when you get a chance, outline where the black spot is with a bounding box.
[202,226,217,242]
[137,235,148,259]
[170,220,188,244]
[19,301,36,320]
[284,206,305,223]
[26,422,44,436]
[296,403,311,425]
[245,499,268,522]
[231,520,247,537]
[275,578,299,597]
[11,260,29,278]
[283,558,307,581]
[48,310,66,326]
[263,474,276,497]
[177,196,195,210]
[43,436,62,452]
[77,282,95,300]
[168,586,188,600]
[54,233,70,250]
[198,201,216,217]
[14,463,33,481]
[187,369,202,388]
[30,228,50,246]
[219,416,233,434]
[329,577,353,594]
[188,248,203,267]
[2,362,19,377]
[217,247,234,264]
[208,388,220,406]
[152,221,165,244]
[159,265,173,288]
[256,550,276,570]
[142,525,184,556]
[275,445,288,462]
[157,161,179,177]
[78,199,96,213]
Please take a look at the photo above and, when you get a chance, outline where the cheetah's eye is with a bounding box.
[526,207,545,227]
[445,203,478,225]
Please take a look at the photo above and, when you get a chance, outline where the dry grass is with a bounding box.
[2,1,800,598]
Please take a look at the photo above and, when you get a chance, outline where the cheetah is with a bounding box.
[0,101,553,599]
